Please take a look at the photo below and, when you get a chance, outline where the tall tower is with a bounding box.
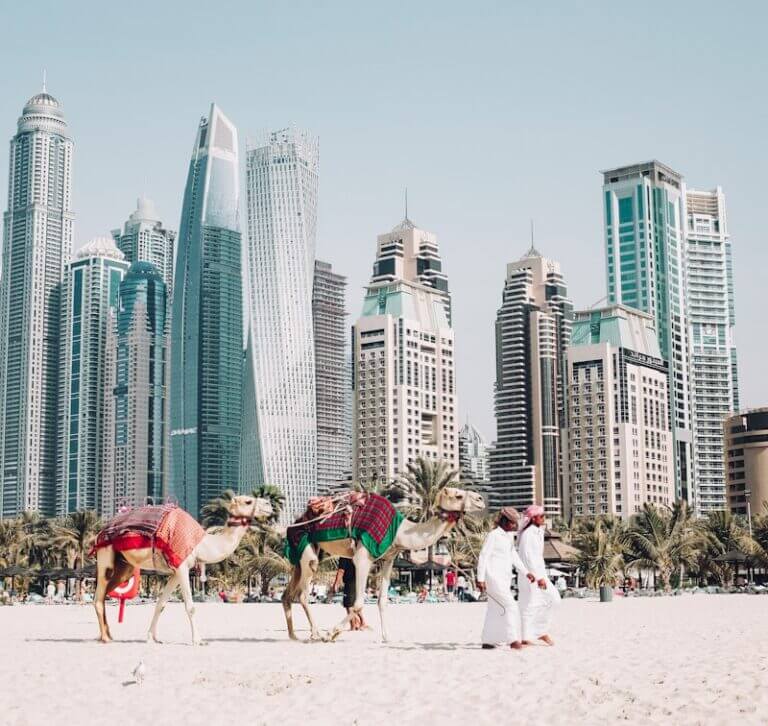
[0,87,74,517]
[112,196,176,295]
[459,421,491,485]
[312,260,350,495]
[686,187,739,513]
[489,248,572,517]
[58,237,128,514]
[602,161,692,503]
[102,262,168,516]
[169,105,242,517]
[352,216,458,487]
[242,128,319,520]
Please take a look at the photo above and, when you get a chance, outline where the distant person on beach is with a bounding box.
[476,507,534,651]
[517,505,561,646]
[445,569,456,600]
[46,582,55,604]
[456,573,467,601]
[331,559,365,630]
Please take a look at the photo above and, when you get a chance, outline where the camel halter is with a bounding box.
[227,516,253,527]
[437,492,469,523]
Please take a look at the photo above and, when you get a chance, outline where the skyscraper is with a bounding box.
[312,260,350,495]
[0,87,74,517]
[489,247,572,516]
[602,161,692,503]
[169,105,242,517]
[112,196,176,294]
[352,216,458,486]
[459,421,491,485]
[241,128,319,520]
[102,262,168,516]
[565,304,674,519]
[685,188,739,513]
[57,237,129,514]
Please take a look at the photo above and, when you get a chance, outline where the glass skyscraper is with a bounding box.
[602,161,693,503]
[102,262,168,516]
[241,128,319,520]
[169,105,242,517]
[0,88,74,516]
[686,187,739,513]
[58,237,129,514]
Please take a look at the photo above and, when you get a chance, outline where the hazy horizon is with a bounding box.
[1,0,765,442]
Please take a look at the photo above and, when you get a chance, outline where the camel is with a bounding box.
[94,495,273,645]
[282,487,485,643]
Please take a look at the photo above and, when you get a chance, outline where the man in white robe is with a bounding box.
[476,507,534,650]
[517,504,561,646]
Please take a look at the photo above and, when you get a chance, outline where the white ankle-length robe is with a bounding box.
[477,527,529,645]
[517,524,560,641]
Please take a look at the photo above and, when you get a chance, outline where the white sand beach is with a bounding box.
[2,595,766,726]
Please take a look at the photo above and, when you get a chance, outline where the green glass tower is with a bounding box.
[602,161,692,503]
[170,105,242,517]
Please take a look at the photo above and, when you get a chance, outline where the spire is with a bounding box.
[42,68,47,93]
[523,218,542,258]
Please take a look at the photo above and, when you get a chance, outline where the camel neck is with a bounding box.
[196,524,248,564]
[396,517,453,551]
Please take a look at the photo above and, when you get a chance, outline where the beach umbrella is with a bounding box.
[714,549,749,584]
[544,530,580,564]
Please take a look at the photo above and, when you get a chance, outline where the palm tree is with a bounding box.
[201,489,237,528]
[698,510,752,586]
[47,510,101,570]
[624,502,701,591]
[390,457,462,522]
[572,520,625,590]
[234,529,291,596]
[446,513,494,585]
[249,484,285,523]
[751,504,768,566]
[0,518,24,568]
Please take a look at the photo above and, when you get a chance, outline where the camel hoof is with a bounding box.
[192,639,207,647]
[327,629,342,642]
[98,636,112,644]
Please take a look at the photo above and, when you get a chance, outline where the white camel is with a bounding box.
[282,487,485,642]
[94,495,273,645]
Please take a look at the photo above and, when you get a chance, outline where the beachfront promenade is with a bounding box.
[2,596,765,725]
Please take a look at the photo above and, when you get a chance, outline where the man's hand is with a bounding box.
[477,581,486,593]
[526,573,535,583]
[537,578,547,590]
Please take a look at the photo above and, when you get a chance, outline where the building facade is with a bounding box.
[112,196,176,294]
[489,248,572,516]
[241,128,319,519]
[724,408,768,517]
[102,262,168,516]
[459,421,490,485]
[352,217,458,486]
[169,105,243,517]
[0,88,74,517]
[602,161,692,504]
[565,305,674,519]
[57,238,129,514]
[686,188,740,513]
[312,260,350,495]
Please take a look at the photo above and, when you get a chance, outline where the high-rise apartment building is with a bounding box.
[352,217,458,486]
[312,260,350,495]
[112,196,176,294]
[57,238,129,514]
[565,305,674,519]
[241,128,319,520]
[0,88,74,517]
[685,188,739,513]
[489,248,572,516]
[724,408,768,517]
[459,421,490,485]
[102,262,168,516]
[169,105,243,517]
[602,161,692,503]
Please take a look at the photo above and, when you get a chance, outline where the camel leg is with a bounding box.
[94,547,114,643]
[176,563,203,646]
[147,572,180,644]
[377,554,396,643]
[282,566,302,641]
[330,547,372,641]
[296,548,321,641]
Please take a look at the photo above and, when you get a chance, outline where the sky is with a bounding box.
[1,0,766,441]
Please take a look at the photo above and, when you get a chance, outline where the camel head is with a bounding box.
[435,487,485,521]
[227,495,273,526]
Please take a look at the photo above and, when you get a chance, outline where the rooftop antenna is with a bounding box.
[42,68,47,93]
[404,187,408,220]
[525,218,541,257]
